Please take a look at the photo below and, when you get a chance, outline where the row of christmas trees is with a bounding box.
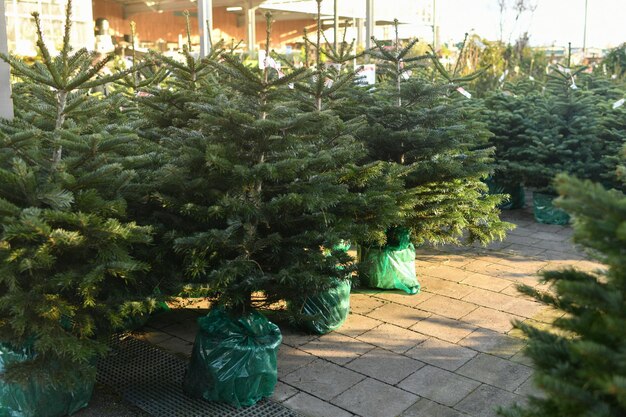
[1,1,625,415]
[0,1,510,412]
[475,50,626,223]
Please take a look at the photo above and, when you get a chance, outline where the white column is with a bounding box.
[245,1,256,58]
[0,0,14,120]
[198,0,213,57]
[365,0,374,52]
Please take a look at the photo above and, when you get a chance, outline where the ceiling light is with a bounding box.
[226,6,243,12]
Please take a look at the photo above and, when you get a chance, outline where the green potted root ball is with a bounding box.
[484,177,526,210]
[532,191,570,225]
[0,343,94,417]
[183,308,282,408]
[289,242,353,335]
[358,227,420,294]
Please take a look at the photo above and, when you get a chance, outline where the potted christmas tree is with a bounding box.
[0,3,154,415]
[143,13,367,406]
[520,60,612,224]
[354,23,510,293]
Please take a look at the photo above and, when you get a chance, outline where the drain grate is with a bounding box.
[97,336,303,417]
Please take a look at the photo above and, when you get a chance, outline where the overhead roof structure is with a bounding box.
[110,0,420,22]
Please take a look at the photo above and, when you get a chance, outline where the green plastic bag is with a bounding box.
[358,228,420,295]
[485,178,525,210]
[183,308,282,408]
[298,279,352,335]
[0,344,93,417]
[533,192,570,225]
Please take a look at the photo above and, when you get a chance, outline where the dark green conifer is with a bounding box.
[0,1,153,387]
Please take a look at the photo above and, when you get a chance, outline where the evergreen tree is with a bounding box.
[502,174,626,417]
[148,12,374,314]
[0,2,153,387]
[358,23,510,246]
[520,64,623,193]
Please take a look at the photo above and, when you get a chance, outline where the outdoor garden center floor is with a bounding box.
[132,204,601,417]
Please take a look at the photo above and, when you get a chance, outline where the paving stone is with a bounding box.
[366,302,431,328]
[332,378,419,417]
[349,293,387,315]
[405,338,477,371]
[510,350,535,368]
[481,263,529,280]
[282,359,365,400]
[420,276,476,299]
[417,295,478,320]
[272,381,299,402]
[277,345,317,378]
[454,384,525,417]
[500,284,536,297]
[462,307,523,333]
[410,315,477,343]
[336,313,383,338]
[529,307,564,324]
[515,376,545,398]
[437,255,476,268]
[398,365,480,406]
[461,260,494,275]
[503,234,541,246]
[155,337,193,357]
[457,353,533,391]
[280,326,319,347]
[346,347,424,385]
[531,231,571,242]
[504,244,548,257]
[462,288,545,318]
[357,323,428,354]
[400,398,470,417]
[458,328,524,358]
[160,320,198,343]
[284,392,354,417]
[423,266,472,282]
[299,332,375,365]
[372,291,435,307]
[460,273,511,292]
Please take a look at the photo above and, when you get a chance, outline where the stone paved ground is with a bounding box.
[138,203,604,417]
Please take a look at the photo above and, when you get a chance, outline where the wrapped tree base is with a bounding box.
[533,192,570,225]
[0,344,94,417]
[485,178,526,210]
[183,308,282,408]
[295,278,351,335]
[358,228,420,295]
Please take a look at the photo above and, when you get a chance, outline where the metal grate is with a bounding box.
[97,336,303,417]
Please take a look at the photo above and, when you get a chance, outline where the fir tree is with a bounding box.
[150,12,371,314]
[520,64,623,193]
[0,2,153,387]
[358,23,510,246]
[502,174,626,417]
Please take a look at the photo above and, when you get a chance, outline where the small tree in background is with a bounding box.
[0,2,153,388]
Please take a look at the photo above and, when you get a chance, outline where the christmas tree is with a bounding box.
[0,2,153,388]
[519,61,625,194]
[358,23,510,246]
[149,11,369,315]
[502,173,626,417]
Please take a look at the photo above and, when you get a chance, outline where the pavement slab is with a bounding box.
[454,384,525,417]
[398,365,481,406]
[457,353,534,392]
[346,347,425,385]
[405,338,477,371]
[331,378,419,417]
